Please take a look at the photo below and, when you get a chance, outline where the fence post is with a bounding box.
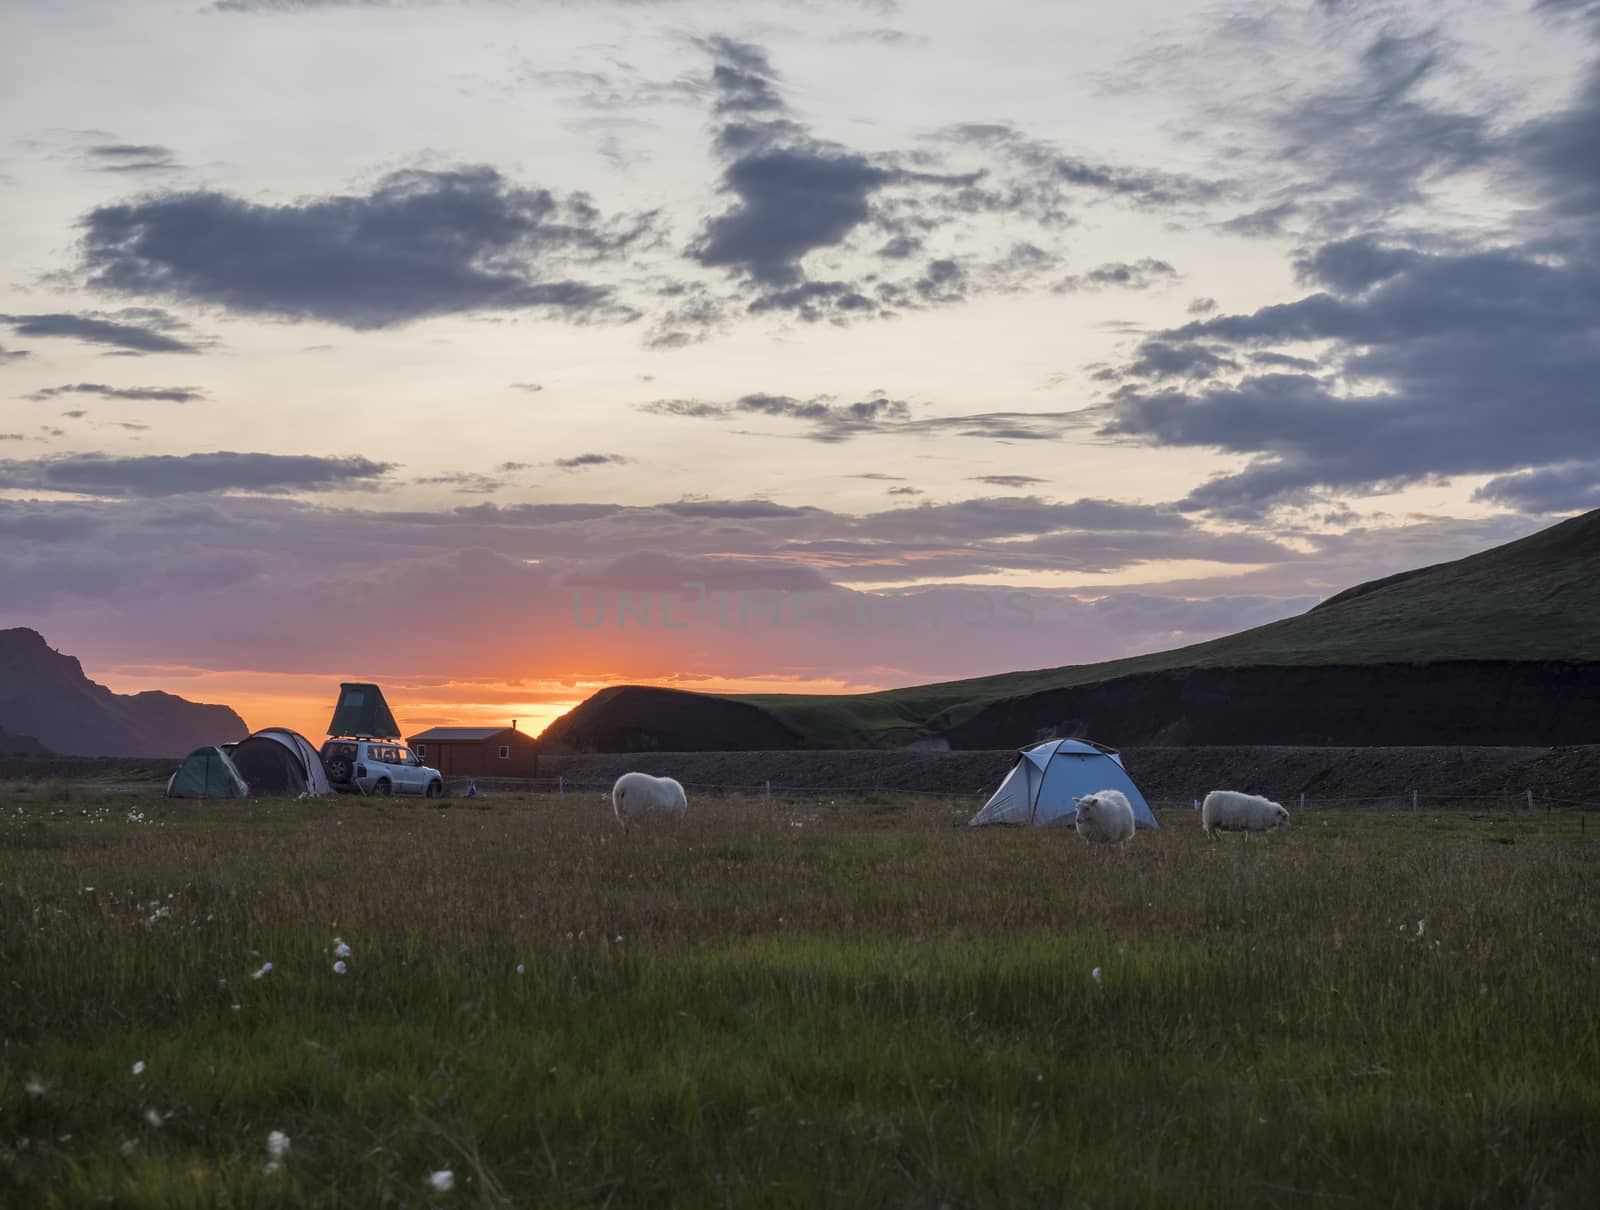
[1299,792,1306,811]
[1192,798,1199,811]
[764,779,771,801]
[1526,788,1534,813]
[558,776,564,800]
[1411,790,1418,812]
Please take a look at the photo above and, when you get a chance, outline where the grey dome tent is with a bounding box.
[166,746,249,798]
[969,738,1159,829]
[228,727,332,797]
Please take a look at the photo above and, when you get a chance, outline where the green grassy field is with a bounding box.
[3,782,1598,1208]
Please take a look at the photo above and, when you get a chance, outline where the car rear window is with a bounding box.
[321,742,357,760]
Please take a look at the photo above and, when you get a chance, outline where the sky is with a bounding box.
[2,0,1598,743]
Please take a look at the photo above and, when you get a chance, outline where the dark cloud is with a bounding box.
[1055,258,1178,293]
[86,144,178,173]
[554,453,630,470]
[685,38,1068,330]
[887,485,921,496]
[1512,60,1600,223]
[510,382,544,393]
[0,310,201,354]
[25,383,206,404]
[0,344,28,363]
[693,142,896,287]
[0,434,25,441]
[77,166,654,329]
[1187,297,1218,315]
[1121,341,1239,382]
[972,475,1047,488]
[1473,461,1600,514]
[0,452,393,497]
[1093,240,1600,516]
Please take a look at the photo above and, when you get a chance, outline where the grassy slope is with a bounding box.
[2,786,1597,1208]
[726,508,1600,747]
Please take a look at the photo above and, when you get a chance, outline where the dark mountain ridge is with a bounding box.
[0,628,248,757]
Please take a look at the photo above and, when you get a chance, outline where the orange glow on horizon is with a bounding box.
[90,663,894,751]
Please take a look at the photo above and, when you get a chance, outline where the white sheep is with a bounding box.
[1073,789,1136,847]
[611,772,687,830]
[1201,789,1290,840]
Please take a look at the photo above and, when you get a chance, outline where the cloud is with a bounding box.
[643,391,1092,443]
[683,38,1070,330]
[77,166,655,329]
[1093,237,1600,516]
[887,486,921,496]
[934,121,1226,212]
[1473,460,1600,514]
[0,344,28,363]
[415,471,504,495]
[554,453,629,470]
[972,475,1047,488]
[0,310,202,354]
[510,382,544,393]
[86,144,179,173]
[1055,258,1178,293]
[25,383,206,404]
[0,452,393,497]
[828,28,927,48]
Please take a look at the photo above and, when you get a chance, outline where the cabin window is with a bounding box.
[414,744,426,757]
[498,745,510,759]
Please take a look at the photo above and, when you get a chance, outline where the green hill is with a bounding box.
[540,508,1600,750]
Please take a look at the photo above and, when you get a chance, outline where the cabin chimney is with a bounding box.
[512,719,518,730]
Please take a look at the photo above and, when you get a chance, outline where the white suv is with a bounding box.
[320,738,444,798]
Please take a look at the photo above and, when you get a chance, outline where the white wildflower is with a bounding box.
[120,1139,138,1156]
[333,960,347,975]
[252,962,273,980]
[267,1130,290,1160]
[132,1061,146,1076]
[333,940,351,959]
[429,1169,455,1192]
[515,964,525,975]
[1091,967,1102,985]
[1416,919,1425,938]
[24,1076,45,1097]
[144,1108,162,1128]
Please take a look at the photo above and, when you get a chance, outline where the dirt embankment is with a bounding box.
[535,745,1600,804]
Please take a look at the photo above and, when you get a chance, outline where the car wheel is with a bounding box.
[325,757,351,783]
[373,778,392,797]
[426,779,443,799]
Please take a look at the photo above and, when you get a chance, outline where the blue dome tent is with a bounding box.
[968,738,1159,829]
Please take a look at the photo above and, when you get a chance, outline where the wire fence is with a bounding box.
[443,775,1600,815]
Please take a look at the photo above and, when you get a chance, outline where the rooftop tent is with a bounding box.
[229,727,333,797]
[165,746,249,799]
[327,682,400,739]
[969,738,1159,830]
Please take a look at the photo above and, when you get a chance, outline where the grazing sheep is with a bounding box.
[1073,789,1136,847]
[1201,789,1290,840]
[611,772,687,830]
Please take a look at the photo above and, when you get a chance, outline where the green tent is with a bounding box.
[326,682,400,739]
[166,746,249,798]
